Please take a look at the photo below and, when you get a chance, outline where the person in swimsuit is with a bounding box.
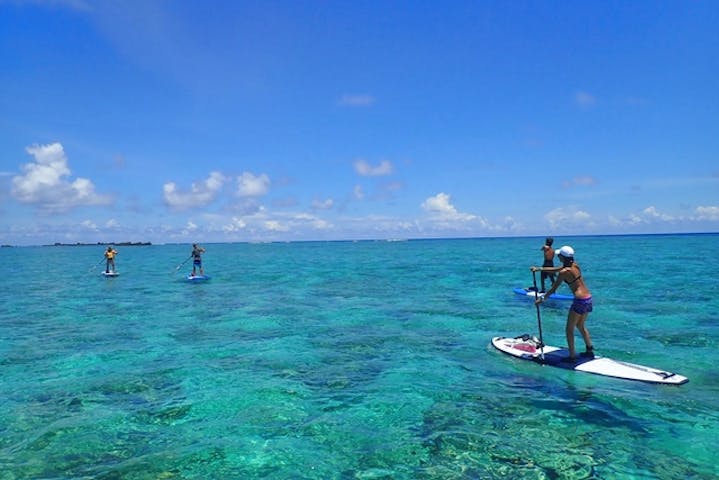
[531,245,594,362]
[191,243,206,276]
[540,236,556,292]
[104,246,118,273]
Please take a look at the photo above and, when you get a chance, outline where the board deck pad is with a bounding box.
[492,335,688,385]
[513,287,573,301]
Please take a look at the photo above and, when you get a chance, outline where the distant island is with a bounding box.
[49,242,152,247]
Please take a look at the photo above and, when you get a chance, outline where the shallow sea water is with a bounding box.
[1,234,717,479]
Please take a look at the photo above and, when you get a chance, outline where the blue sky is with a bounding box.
[1,0,717,245]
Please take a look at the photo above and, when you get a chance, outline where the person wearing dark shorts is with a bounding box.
[531,245,595,362]
[540,237,556,292]
[191,243,206,276]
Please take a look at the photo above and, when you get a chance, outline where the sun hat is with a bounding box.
[555,245,575,258]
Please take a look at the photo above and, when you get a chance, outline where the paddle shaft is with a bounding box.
[532,270,545,360]
[88,257,105,272]
[175,255,193,272]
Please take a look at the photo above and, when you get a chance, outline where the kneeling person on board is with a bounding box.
[531,245,594,362]
[104,246,118,273]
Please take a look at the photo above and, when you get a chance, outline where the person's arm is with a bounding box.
[537,275,563,303]
[530,265,562,273]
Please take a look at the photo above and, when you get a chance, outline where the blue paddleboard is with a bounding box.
[187,274,211,282]
[513,287,573,301]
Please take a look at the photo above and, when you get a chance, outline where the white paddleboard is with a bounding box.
[492,335,688,385]
[102,272,120,277]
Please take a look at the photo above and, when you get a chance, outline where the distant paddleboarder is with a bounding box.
[539,237,556,292]
[104,246,118,274]
[191,243,205,276]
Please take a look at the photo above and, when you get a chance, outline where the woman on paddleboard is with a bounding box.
[531,245,594,362]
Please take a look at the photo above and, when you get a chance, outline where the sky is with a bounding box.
[1,0,718,245]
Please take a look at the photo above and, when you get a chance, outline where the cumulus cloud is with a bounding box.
[223,217,247,233]
[421,193,476,221]
[11,142,111,212]
[81,219,98,230]
[545,206,592,229]
[609,206,681,227]
[237,172,270,197]
[354,159,393,177]
[694,205,719,221]
[264,220,290,232]
[163,171,226,209]
[640,206,674,221]
[338,94,375,107]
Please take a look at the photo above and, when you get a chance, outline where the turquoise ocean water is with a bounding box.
[1,234,717,479]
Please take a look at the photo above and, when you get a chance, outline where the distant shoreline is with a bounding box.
[1,231,717,248]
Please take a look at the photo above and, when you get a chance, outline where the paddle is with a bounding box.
[88,257,105,272]
[173,255,192,273]
[532,270,546,361]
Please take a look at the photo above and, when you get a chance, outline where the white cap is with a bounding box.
[555,245,575,258]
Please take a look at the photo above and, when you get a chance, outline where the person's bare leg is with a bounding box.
[566,312,579,358]
[577,315,593,352]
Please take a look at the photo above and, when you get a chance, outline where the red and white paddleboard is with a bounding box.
[492,335,688,385]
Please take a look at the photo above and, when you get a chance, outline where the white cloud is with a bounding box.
[545,206,592,229]
[354,159,393,177]
[11,142,111,212]
[693,206,719,221]
[311,198,334,210]
[641,206,674,221]
[612,205,708,228]
[421,192,476,221]
[237,172,270,197]
[499,216,521,232]
[223,217,247,232]
[264,220,289,232]
[163,171,226,209]
[292,213,332,230]
[338,94,375,107]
